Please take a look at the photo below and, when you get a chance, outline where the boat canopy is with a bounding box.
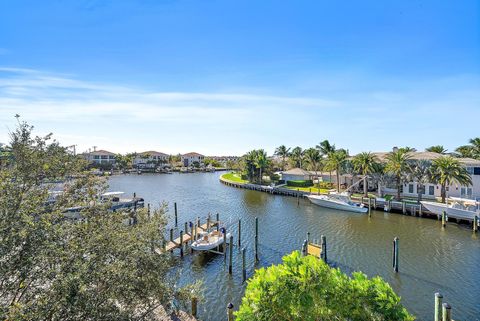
[101,191,125,197]
[448,197,478,206]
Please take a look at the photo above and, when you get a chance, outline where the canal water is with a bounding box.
[108,172,480,321]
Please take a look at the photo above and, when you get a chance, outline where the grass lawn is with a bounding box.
[221,172,249,184]
[282,185,330,194]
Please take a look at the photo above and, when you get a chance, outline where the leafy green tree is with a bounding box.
[430,156,472,203]
[274,145,291,171]
[290,146,303,168]
[325,149,348,192]
[425,145,447,154]
[303,148,322,188]
[243,150,258,182]
[236,251,414,321]
[455,138,480,159]
[385,149,411,200]
[407,160,432,203]
[316,140,336,182]
[254,149,269,184]
[352,152,379,196]
[0,120,193,320]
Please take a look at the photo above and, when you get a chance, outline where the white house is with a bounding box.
[280,168,313,181]
[181,152,205,167]
[83,149,116,165]
[133,151,169,168]
[368,151,480,200]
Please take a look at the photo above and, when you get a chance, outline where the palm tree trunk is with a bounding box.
[417,184,423,203]
[441,184,446,203]
[259,168,262,184]
[363,177,368,197]
[336,168,340,192]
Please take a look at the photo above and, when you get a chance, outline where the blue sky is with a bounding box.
[0,0,479,155]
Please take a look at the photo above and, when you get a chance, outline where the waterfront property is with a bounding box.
[133,151,169,169]
[182,152,205,167]
[82,149,116,165]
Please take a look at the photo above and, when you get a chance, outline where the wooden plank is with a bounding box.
[307,243,322,258]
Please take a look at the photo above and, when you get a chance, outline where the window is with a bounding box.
[101,155,108,159]
[94,155,100,159]
[474,167,480,175]
[466,167,474,174]
[461,187,473,199]
[429,186,435,196]
[408,184,414,194]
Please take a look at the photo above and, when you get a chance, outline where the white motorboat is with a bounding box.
[191,230,231,251]
[421,197,479,221]
[307,193,368,213]
[101,191,145,211]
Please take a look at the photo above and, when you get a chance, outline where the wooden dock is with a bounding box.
[163,220,220,253]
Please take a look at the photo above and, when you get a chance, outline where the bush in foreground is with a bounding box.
[236,251,414,321]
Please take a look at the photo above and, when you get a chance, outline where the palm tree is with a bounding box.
[303,148,322,188]
[385,149,411,200]
[290,147,303,168]
[274,145,291,171]
[352,152,379,196]
[244,150,258,182]
[325,149,348,192]
[430,156,472,203]
[316,140,336,181]
[254,149,269,184]
[407,160,432,203]
[425,145,447,154]
[454,145,474,158]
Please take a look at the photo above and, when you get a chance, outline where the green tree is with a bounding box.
[430,156,472,203]
[303,148,322,188]
[290,146,303,168]
[243,150,258,182]
[385,149,411,200]
[455,138,480,159]
[352,152,379,196]
[0,120,194,320]
[236,251,414,321]
[254,149,269,184]
[406,160,432,203]
[274,145,291,171]
[425,145,447,154]
[325,149,348,192]
[316,140,336,182]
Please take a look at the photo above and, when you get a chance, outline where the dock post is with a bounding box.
[419,203,423,216]
[207,213,211,230]
[228,235,233,274]
[179,230,184,257]
[442,211,446,228]
[191,297,198,317]
[133,192,136,198]
[473,215,478,233]
[393,237,399,272]
[170,228,174,243]
[238,219,242,247]
[255,217,259,262]
[388,200,392,212]
[321,235,327,263]
[361,196,364,205]
[223,229,227,262]
[147,203,150,214]
[216,213,220,231]
[184,222,188,239]
[373,197,376,209]
[227,303,234,321]
[242,247,246,282]
[306,232,310,244]
[297,189,300,205]
[174,202,178,227]
[402,201,406,214]
[301,239,307,256]
[442,303,451,321]
[368,198,371,217]
[434,293,443,321]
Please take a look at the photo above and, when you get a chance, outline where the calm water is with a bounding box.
[108,172,480,321]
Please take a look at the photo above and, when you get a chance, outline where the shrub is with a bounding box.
[318,181,334,189]
[286,180,313,187]
[236,251,414,321]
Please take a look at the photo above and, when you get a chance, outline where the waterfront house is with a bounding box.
[359,151,480,200]
[181,152,205,167]
[280,168,314,181]
[83,149,116,165]
[134,151,169,169]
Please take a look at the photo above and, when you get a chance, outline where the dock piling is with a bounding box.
[402,201,406,214]
[434,293,443,321]
[238,219,242,247]
[442,211,447,228]
[174,202,178,227]
[228,235,233,274]
[393,237,399,272]
[242,247,246,282]
[368,198,371,217]
[223,229,227,262]
[255,217,259,262]
[442,303,451,321]
[191,297,198,317]
[473,215,478,232]
[306,232,310,244]
[207,213,211,230]
[179,230,184,257]
[373,197,377,209]
[216,213,220,231]
[169,228,174,242]
[227,303,234,321]
[321,235,327,263]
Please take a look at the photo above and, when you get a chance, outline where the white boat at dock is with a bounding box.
[101,191,144,211]
[421,197,479,221]
[191,229,231,251]
[307,193,368,213]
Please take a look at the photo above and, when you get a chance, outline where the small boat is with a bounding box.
[307,193,368,213]
[101,191,145,210]
[191,229,231,251]
[421,197,479,221]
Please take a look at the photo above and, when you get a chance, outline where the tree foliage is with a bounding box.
[236,251,414,321]
[430,156,472,203]
[0,121,186,320]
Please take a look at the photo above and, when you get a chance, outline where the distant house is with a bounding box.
[134,151,169,168]
[181,152,205,167]
[83,149,116,165]
[281,168,313,182]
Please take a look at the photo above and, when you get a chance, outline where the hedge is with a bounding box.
[286,180,313,187]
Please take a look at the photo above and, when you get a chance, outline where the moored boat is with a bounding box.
[307,193,368,213]
[191,229,231,251]
[421,198,479,221]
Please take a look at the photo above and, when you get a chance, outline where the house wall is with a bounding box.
[281,173,310,181]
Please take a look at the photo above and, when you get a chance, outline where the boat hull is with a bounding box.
[191,232,231,251]
[421,201,478,221]
[307,195,368,213]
